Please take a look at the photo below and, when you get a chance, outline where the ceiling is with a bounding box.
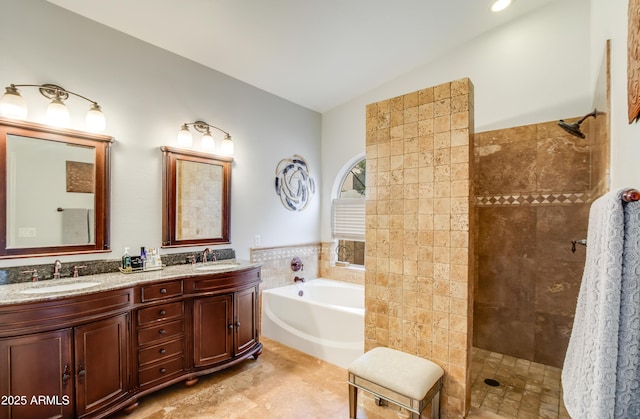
[48,0,557,113]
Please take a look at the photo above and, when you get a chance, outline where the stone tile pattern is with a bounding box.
[473,121,592,368]
[365,79,474,418]
[250,244,320,290]
[319,241,365,284]
[471,347,571,419]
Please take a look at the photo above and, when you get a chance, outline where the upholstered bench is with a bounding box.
[348,347,444,419]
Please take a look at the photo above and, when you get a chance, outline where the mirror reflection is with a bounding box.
[162,146,231,247]
[7,135,95,248]
[0,117,112,258]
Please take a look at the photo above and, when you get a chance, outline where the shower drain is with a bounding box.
[484,378,500,387]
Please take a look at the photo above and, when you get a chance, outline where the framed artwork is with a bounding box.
[628,0,640,123]
[66,161,94,193]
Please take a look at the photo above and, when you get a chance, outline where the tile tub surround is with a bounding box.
[319,241,365,284]
[365,79,475,418]
[250,244,320,290]
[474,121,592,368]
[0,248,236,285]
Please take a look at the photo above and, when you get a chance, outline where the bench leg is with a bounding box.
[348,384,358,419]
[430,390,440,419]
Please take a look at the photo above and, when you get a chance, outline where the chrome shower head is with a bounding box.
[558,109,597,139]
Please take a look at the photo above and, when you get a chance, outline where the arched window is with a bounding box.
[332,156,365,266]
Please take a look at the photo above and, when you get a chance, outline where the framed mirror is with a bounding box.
[0,117,112,258]
[161,146,232,247]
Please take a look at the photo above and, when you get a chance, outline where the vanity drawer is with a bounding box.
[137,319,184,346]
[138,356,184,387]
[137,301,184,326]
[138,338,184,367]
[140,280,183,302]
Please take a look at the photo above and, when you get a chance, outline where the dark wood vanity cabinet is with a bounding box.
[0,289,133,419]
[0,266,262,418]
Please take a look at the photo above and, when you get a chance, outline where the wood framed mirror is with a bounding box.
[161,146,232,247]
[0,117,112,258]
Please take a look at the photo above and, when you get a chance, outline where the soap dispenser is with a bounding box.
[122,247,132,270]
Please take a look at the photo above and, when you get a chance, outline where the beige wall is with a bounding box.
[364,79,474,418]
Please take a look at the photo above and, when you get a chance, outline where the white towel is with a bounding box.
[62,208,89,244]
[562,188,640,418]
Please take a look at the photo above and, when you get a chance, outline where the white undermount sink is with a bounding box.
[194,263,240,272]
[20,281,101,294]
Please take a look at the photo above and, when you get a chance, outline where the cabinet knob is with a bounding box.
[160,368,167,374]
[159,348,167,354]
[159,329,167,335]
[236,321,241,328]
[160,288,167,294]
[159,310,166,316]
[62,364,71,384]
[228,323,233,330]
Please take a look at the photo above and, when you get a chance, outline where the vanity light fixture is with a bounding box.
[177,120,234,156]
[490,0,512,12]
[0,83,106,132]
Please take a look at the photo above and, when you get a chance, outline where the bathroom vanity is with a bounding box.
[0,263,262,419]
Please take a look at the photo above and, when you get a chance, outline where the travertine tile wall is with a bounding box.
[319,242,365,284]
[250,244,320,290]
[473,121,591,368]
[365,78,474,418]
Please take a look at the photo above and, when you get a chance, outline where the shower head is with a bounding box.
[557,109,598,139]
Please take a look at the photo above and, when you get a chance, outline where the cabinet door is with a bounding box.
[74,313,129,417]
[0,329,74,419]
[193,295,233,366]
[234,285,259,356]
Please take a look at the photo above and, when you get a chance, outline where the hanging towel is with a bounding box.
[562,188,640,418]
[62,208,89,244]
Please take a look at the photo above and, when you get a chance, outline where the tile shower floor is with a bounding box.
[114,339,570,418]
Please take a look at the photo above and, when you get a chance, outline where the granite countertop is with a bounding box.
[0,260,261,306]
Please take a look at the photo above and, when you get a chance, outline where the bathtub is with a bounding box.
[261,278,364,368]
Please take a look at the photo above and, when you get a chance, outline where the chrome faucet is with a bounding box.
[53,260,62,279]
[202,248,210,264]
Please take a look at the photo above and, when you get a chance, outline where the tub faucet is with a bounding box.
[294,276,305,283]
[53,260,62,279]
[202,248,210,264]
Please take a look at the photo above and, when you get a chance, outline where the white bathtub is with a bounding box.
[261,278,364,368]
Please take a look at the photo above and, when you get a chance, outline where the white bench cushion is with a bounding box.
[348,347,444,400]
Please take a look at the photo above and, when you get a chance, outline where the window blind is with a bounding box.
[332,198,365,241]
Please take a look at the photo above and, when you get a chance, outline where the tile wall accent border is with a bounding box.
[475,191,591,207]
[250,243,320,290]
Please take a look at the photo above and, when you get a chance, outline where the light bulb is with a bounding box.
[0,85,27,119]
[177,124,193,147]
[46,97,70,127]
[221,134,234,156]
[85,103,106,132]
[200,130,216,151]
[491,0,512,12]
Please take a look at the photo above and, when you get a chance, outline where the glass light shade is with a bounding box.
[221,135,234,156]
[46,98,70,127]
[0,87,28,119]
[177,125,193,147]
[85,103,106,132]
[491,0,511,12]
[200,131,216,151]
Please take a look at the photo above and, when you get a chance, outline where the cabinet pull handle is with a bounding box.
[77,363,86,381]
[228,323,233,330]
[159,329,166,335]
[62,364,71,384]
[236,321,241,328]
[159,310,166,316]
[159,348,167,354]
[160,288,167,294]
[160,368,167,374]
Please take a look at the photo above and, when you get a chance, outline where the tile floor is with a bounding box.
[114,339,570,418]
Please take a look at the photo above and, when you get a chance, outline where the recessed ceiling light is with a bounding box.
[491,0,512,12]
